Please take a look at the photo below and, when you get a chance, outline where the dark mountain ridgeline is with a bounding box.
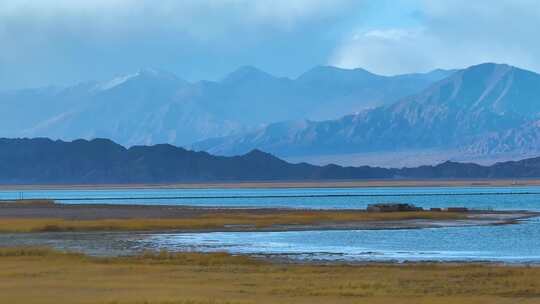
[1,138,540,184]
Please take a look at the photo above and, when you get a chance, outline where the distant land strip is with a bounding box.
[3,191,540,202]
[0,179,540,190]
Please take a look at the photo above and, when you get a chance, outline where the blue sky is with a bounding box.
[0,0,538,89]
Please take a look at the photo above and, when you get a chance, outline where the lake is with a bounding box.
[2,185,540,210]
[2,185,540,263]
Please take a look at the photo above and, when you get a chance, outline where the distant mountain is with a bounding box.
[3,69,242,146]
[290,66,456,119]
[2,137,540,184]
[195,63,540,163]
[0,66,452,147]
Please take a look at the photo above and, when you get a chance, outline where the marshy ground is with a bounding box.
[2,200,540,303]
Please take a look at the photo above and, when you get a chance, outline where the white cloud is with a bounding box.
[329,0,540,74]
[362,29,417,41]
[330,28,437,74]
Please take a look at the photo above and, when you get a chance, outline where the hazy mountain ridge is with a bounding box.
[2,137,540,184]
[195,63,540,161]
[0,66,453,147]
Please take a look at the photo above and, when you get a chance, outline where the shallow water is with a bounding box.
[141,217,540,263]
[2,186,540,262]
[2,217,540,263]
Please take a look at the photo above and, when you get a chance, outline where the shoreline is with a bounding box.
[2,202,539,266]
[0,202,537,233]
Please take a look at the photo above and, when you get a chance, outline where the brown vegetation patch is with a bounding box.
[0,211,465,233]
[0,247,539,304]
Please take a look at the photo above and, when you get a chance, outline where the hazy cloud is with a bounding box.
[1,0,539,89]
[0,0,357,89]
[330,0,540,75]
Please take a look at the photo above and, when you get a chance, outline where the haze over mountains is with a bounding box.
[0,66,451,148]
[2,138,540,184]
[194,63,540,166]
[2,62,540,167]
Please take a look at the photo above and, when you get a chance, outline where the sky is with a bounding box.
[0,0,539,90]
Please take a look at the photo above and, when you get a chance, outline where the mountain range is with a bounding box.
[194,63,540,166]
[0,66,451,147]
[2,138,540,184]
[3,62,540,167]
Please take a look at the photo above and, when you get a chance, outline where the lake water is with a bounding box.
[141,216,540,263]
[2,186,540,263]
[2,186,540,210]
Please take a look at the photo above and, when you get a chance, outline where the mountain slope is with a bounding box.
[2,137,540,184]
[195,63,540,160]
[17,69,243,146]
[0,66,452,147]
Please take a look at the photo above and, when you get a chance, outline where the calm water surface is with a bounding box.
[1,186,540,210]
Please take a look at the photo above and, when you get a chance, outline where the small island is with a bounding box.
[0,200,536,233]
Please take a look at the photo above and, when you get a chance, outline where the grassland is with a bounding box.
[0,247,539,304]
[0,210,465,233]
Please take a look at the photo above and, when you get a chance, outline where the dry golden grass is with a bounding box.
[0,199,56,206]
[0,211,464,233]
[0,247,539,304]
